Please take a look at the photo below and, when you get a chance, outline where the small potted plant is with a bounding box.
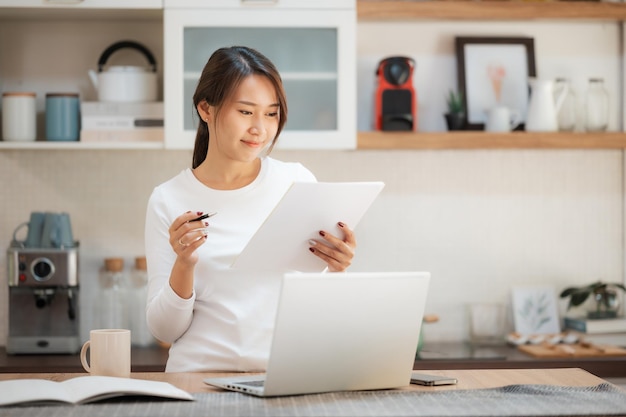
[444,89,465,131]
[559,280,626,319]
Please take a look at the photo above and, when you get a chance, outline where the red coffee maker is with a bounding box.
[375,56,417,131]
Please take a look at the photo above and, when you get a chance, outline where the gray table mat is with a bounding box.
[3,383,626,417]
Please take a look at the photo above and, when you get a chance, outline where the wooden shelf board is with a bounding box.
[357,1,626,21]
[357,131,626,149]
[0,7,162,20]
[0,141,163,150]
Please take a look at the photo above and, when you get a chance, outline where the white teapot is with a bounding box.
[88,41,158,103]
[525,78,568,132]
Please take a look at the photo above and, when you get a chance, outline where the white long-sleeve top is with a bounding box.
[144,157,316,372]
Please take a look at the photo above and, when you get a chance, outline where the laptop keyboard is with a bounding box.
[237,380,265,387]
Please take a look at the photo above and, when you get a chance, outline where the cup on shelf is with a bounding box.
[485,106,520,132]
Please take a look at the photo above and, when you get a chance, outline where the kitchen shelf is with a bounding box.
[356,1,626,150]
[4,1,624,21]
[0,5,162,20]
[3,133,625,151]
[2,2,625,151]
[357,1,626,21]
[0,141,163,150]
[357,131,626,150]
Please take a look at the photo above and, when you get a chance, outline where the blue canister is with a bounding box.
[46,93,80,141]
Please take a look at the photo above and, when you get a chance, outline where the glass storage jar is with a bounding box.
[2,92,36,141]
[95,257,129,330]
[128,256,155,346]
[553,78,577,132]
[584,77,609,132]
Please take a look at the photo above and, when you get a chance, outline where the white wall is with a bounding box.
[0,17,624,346]
[0,148,622,345]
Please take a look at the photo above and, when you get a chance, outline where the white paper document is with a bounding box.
[231,181,385,272]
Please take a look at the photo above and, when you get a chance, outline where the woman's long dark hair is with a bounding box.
[191,46,288,169]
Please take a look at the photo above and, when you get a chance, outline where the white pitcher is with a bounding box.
[525,78,568,132]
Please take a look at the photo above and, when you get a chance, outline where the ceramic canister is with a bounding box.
[46,93,80,141]
[2,92,37,141]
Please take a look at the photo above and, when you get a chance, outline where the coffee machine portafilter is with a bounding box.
[6,247,80,354]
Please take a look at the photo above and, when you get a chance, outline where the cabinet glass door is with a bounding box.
[164,9,355,150]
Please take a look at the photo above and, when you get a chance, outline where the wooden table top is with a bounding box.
[0,368,609,393]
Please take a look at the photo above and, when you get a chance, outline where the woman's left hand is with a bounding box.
[309,222,356,272]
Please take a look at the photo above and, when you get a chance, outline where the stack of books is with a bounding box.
[563,316,626,347]
[80,102,164,143]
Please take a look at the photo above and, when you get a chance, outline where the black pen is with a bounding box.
[189,212,217,222]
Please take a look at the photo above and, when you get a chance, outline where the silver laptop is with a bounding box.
[204,271,430,397]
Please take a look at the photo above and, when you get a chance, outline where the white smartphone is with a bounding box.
[410,372,458,386]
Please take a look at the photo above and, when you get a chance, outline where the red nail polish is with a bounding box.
[338,222,345,228]
[204,222,209,226]
[197,211,203,215]
[309,248,315,253]
[319,231,326,237]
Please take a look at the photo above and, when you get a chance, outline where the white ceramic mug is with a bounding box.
[486,106,520,132]
[80,329,131,377]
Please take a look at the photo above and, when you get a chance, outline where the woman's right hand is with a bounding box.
[169,211,209,265]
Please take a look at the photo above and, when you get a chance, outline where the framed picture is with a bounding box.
[455,36,536,130]
[511,286,560,335]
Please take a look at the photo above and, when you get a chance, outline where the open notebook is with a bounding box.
[0,376,192,406]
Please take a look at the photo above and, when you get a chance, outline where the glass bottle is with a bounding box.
[96,257,129,330]
[128,256,156,347]
[553,78,577,132]
[584,77,609,132]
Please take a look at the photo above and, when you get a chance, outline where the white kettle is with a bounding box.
[525,78,568,132]
[88,40,158,103]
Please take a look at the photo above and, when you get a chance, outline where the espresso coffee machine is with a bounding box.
[7,247,80,354]
[375,56,417,131]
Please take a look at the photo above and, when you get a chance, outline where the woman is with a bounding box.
[144,46,356,372]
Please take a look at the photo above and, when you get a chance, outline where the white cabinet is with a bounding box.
[163,1,356,150]
[0,4,163,149]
